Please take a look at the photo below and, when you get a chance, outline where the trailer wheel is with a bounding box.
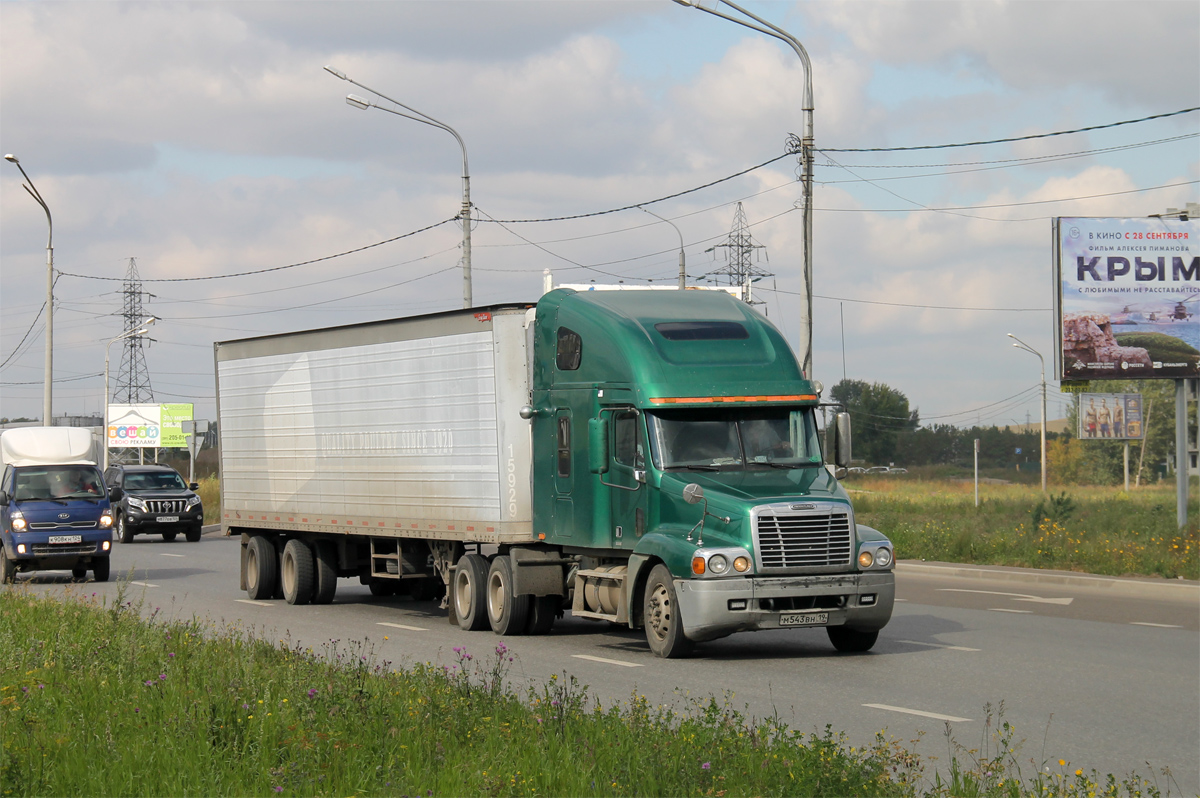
[409,577,444,603]
[643,564,693,658]
[487,556,531,636]
[526,595,559,635]
[453,553,490,631]
[92,556,110,583]
[0,549,16,584]
[281,539,316,605]
[245,535,278,600]
[827,626,879,653]
[311,540,337,604]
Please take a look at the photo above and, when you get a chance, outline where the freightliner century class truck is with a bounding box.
[215,288,894,657]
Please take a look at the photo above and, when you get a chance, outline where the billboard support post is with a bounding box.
[1124,442,1130,492]
[1176,379,1189,528]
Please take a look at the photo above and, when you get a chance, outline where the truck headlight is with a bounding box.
[128,496,147,511]
[733,556,751,573]
[858,550,874,568]
[708,554,729,575]
[875,547,892,568]
[100,512,113,528]
[11,512,26,531]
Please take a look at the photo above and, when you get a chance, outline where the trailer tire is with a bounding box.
[0,548,14,584]
[453,553,490,631]
[643,564,693,658]
[487,556,531,636]
[526,594,559,635]
[92,557,110,583]
[827,626,879,653]
[245,535,278,600]
[281,539,316,605]
[409,577,444,603]
[312,540,337,605]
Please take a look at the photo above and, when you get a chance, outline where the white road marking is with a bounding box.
[938,588,1073,605]
[990,608,1033,614]
[377,622,428,632]
[894,598,908,602]
[130,580,158,588]
[897,639,981,652]
[863,703,972,723]
[572,654,643,668]
[160,553,185,558]
[1130,622,1183,628]
[235,599,273,607]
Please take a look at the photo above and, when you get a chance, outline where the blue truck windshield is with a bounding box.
[13,466,106,501]
[646,408,821,470]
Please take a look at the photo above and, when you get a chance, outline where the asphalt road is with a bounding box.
[12,530,1200,793]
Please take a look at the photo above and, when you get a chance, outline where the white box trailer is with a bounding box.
[215,306,535,547]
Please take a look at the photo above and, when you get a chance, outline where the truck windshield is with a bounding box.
[646,407,821,470]
[13,466,106,501]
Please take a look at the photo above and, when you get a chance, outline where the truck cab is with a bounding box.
[0,428,115,583]
[526,289,894,656]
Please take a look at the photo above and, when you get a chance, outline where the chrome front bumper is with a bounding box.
[673,571,895,642]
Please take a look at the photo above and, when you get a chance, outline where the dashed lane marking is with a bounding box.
[863,703,971,723]
[897,639,981,652]
[377,622,428,632]
[1130,622,1183,628]
[572,654,643,668]
[937,588,1073,605]
[130,580,158,588]
[160,553,185,558]
[990,608,1033,614]
[894,598,908,602]
[235,599,273,607]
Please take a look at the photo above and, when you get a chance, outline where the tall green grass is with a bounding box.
[847,478,1198,580]
[0,589,1179,797]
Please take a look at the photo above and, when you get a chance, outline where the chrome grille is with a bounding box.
[754,508,852,570]
[146,499,187,514]
[29,521,99,530]
[31,543,98,555]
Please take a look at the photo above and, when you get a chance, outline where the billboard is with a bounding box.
[107,404,161,448]
[159,403,194,448]
[1054,217,1199,381]
[1078,393,1144,440]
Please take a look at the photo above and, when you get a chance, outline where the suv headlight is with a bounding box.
[186,495,202,509]
[127,496,147,511]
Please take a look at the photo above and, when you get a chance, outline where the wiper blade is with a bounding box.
[665,464,720,472]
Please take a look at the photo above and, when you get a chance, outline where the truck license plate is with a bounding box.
[48,535,82,544]
[779,611,828,627]
[156,516,179,523]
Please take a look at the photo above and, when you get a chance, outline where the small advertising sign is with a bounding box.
[159,403,194,448]
[1078,393,1144,440]
[107,404,162,448]
[1053,217,1199,381]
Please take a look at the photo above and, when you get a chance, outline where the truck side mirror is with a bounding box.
[0,490,8,506]
[588,417,609,474]
[832,412,852,469]
[682,483,704,504]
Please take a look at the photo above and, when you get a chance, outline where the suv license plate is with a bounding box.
[156,516,179,523]
[48,535,83,544]
[779,611,828,627]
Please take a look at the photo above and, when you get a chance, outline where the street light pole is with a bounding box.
[639,206,687,289]
[104,318,156,471]
[670,0,813,376]
[1008,333,1048,493]
[324,66,473,308]
[5,154,54,425]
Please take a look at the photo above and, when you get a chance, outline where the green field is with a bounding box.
[0,588,1182,797]
[847,476,1199,580]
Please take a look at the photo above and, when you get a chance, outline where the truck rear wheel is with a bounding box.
[281,539,316,605]
[0,549,15,584]
[453,553,490,631]
[643,564,693,658]
[487,556,531,636]
[93,557,110,583]
[827,626,879,653]
[527,595,559,635]
[245,535,278,600]
[312,540,337,605]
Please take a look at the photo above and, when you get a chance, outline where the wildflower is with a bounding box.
[242,703,250,709]
[702,762,711,770]
[159,674,166,681]
[144,680,154,687]
[134,708,140,714]
[37,684,44,690]
[1059,759,1067,767]
[307,689,318,698]
[274,787,283,793]
[1075,769,1083,777]
[168,653,175,658]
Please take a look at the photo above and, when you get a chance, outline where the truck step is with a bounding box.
[575,568,625,581]
[571,609,620,622]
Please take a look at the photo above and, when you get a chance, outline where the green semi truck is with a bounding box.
[216,288,894,657]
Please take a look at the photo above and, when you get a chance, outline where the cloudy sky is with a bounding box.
[2,0,1197,433]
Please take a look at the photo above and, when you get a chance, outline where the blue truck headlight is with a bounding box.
[16,543,27,554]
[100,512,113,528]
[11,512,26,531]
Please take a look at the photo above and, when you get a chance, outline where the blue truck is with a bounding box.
[0,427,115,583]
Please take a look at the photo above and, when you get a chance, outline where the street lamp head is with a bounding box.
[346,94,371,111]
[142,316,158,327]
[4,154,17,164]
[323,65,348,80]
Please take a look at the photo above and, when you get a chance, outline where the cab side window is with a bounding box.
[613,412,639,467]
[556,328,582,371]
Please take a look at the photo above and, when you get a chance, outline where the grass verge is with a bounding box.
[0,588,1181,797]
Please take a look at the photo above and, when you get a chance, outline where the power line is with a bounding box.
[760,286,1048,313]
[0,301,46,370]
[819,107,1199,153]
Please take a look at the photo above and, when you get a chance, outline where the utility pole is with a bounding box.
[113,258,156,465]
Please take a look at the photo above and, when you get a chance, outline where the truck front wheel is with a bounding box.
[643,564,693,658]
[0,548,14,584]
[245,535,278,600]
[281,539,316,605]
[453,553,490,631]
[827,626,879,653]
[92,557,110,583]
[486,556,531,636]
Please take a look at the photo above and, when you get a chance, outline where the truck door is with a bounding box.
[606,408,646,549]
[552,408,574,539]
